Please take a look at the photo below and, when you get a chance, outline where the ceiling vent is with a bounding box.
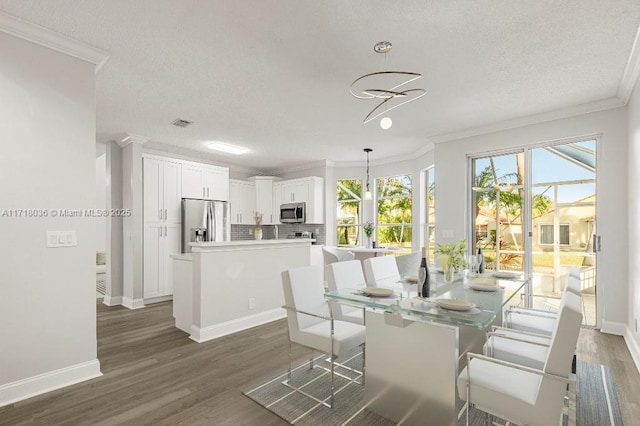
[171,118,193,128]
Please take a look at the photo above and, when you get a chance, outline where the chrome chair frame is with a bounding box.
[281,304,364,408]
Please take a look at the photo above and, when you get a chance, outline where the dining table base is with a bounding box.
[364,310,460,426]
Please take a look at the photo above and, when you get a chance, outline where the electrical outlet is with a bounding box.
[248,298,256,310]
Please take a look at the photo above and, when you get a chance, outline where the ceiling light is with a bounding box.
[350,41,426,126]
[380,116,392,130]
[364,148,373,200]
[206,142,248,155]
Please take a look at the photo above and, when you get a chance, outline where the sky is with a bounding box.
[475,139,596,204]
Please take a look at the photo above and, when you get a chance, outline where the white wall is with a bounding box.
[96,147,106,253]
[435,107,629,328]
[627,78,640,365]
[0,32,101,403]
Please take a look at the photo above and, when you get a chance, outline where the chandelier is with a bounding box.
[350,41,426,129]
[364,148,373,200]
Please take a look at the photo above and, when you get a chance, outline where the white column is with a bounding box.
[120,133,148,309]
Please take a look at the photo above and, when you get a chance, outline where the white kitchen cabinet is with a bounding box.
[203,167,229,201]
[272,181,283,224]
[229,179,256,225]
[281,179,309,203]
[143,157,182,223]
[143,155,183,301]
[143,222,180,299]
[253,176,278,225]
[278,177,324,224]
[182,163,229,201]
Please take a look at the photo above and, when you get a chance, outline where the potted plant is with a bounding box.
[363,220,375,248]
[435,239,466,282]
[254,211,263,240]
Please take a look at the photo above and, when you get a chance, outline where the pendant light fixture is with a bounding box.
[364,148,373,200]
[350,41,426,129]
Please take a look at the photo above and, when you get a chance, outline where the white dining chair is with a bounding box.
[363,255,401,287]
[281,265,366,408]
[504,267,582,335]
[458,291,582,426]
[394,251,421,278]
[325,260,366,325]
[322,246,355,265]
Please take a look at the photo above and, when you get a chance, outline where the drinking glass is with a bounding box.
[466,254,478,277]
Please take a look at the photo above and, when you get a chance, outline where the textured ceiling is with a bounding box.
[1,0,639,172]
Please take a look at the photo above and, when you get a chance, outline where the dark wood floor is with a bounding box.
[1,301,639,425]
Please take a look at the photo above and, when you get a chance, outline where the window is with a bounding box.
[336,178,362,246]
[377,174,412,251]
[538,224,570,246]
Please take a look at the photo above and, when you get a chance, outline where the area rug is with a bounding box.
[243,354,622,425]
[577,361,624,425]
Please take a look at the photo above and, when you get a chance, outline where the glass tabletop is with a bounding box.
[324,274,527,330]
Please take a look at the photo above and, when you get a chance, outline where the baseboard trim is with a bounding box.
[0,359,102,408]
[102,295,123,306]
[190,308,285,343]
[624,326,640,374]
[122,297,145,310]
[143,295,173,305]
[600,320,626,336]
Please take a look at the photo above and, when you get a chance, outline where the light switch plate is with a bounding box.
[46,232,58,247]
[46,231,77,248]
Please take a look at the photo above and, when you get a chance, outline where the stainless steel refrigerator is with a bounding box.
[181,198,231,253]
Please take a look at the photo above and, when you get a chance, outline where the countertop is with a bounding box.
[170,253,193,261]
[189,238,315,251]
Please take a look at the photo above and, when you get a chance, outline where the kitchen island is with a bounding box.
[171,239,313,343]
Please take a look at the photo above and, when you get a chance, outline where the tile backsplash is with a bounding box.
[231,224,325,245]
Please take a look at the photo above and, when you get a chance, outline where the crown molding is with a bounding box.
[269,159,335,175]
[142,142,263,175]
[0,11,110,73]
[618,22,640,104]
[429,96,625,145]
[118,133,149,148]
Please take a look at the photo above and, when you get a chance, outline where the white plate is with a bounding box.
[470,283,500,292]
[362,287,394,297]
[492,271,521,279]
[436,298,475,311]
[470,277,496,285]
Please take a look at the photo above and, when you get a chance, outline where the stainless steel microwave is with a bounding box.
[280,202,306,223]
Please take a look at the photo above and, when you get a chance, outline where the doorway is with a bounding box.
[471,138,597,326]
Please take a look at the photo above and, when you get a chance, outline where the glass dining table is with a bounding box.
[324,271,527,426]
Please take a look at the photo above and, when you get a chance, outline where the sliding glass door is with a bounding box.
[530,140,596,326]
[471,139,597,326]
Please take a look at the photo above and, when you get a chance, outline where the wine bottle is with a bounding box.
[419,247,430,298]
[477,247,485,274]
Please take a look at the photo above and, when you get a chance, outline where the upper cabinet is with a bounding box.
[254,176,278,225]
[182,162,229,201]
[143,157,182,223]
[229,179,255,225]
[277,176,324,224]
